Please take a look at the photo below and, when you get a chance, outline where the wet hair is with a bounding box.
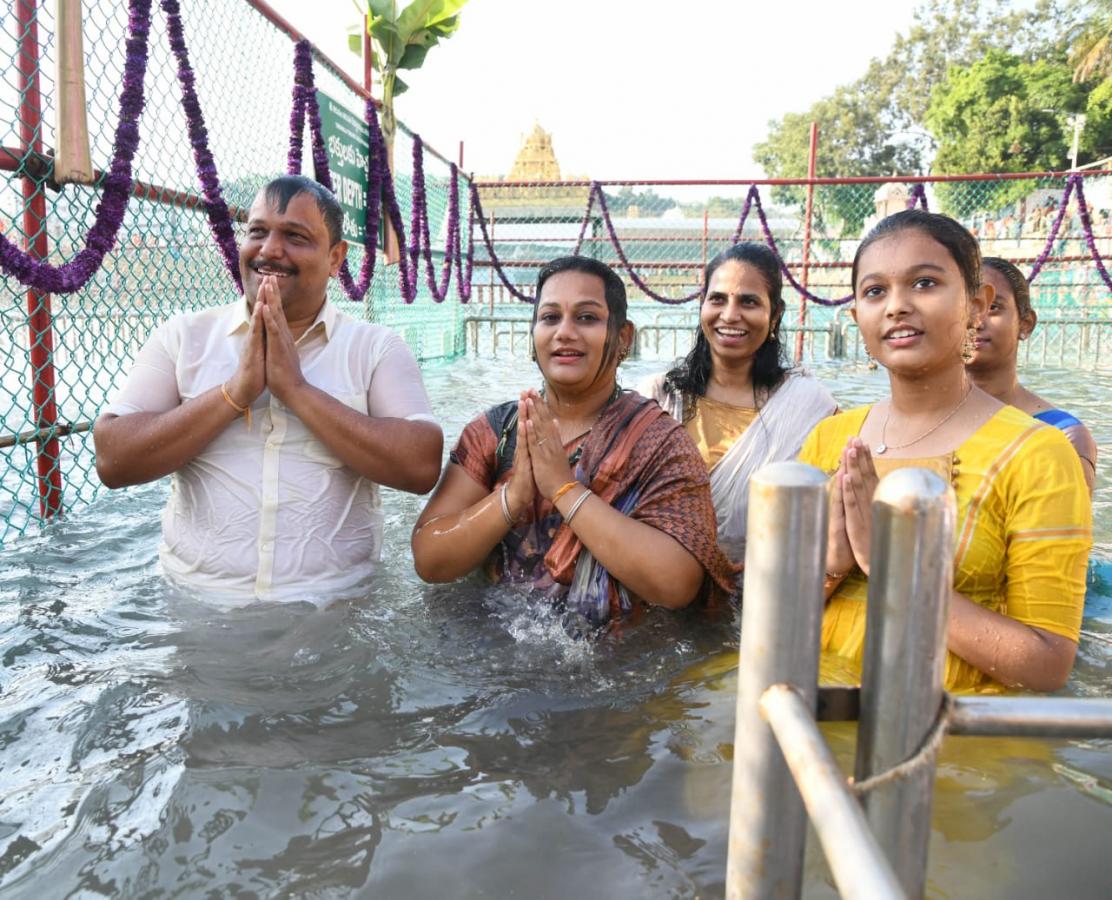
[533,255,629,378]
[982,256,1033,319]
[261,174,344,246]
[851,209,982,300]
[662,242,788,407]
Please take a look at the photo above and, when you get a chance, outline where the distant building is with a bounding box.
[477,123,589,220]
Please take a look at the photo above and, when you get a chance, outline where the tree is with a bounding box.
[1070,0,1112,83]
[602,186,676,217]
[752,0,1087,234]
[348,1,469,167]
[752,80,923,236]
[926,50,1112,210]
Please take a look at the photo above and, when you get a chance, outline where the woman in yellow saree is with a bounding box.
[799,211,1091,693]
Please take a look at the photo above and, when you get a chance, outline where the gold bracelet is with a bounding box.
[551,480,580,505]
[220,383,252,431]
[824,567,852,581]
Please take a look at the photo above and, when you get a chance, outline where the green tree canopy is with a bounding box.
[926,50,1112,210]
[752,0,1086,234]
[1070,0,1112,83]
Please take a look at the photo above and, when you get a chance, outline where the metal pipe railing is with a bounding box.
[726,462,828,900]
[855,468,956,898]
[760,684,905,900]
[949,696,1112,737]
[726,461,1112,899]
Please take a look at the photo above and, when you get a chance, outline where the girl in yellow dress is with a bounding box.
[798,210,1091,693]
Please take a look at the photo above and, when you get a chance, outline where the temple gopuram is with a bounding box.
[477,123,590,223]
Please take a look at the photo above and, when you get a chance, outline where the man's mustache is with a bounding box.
[249,261,298,277]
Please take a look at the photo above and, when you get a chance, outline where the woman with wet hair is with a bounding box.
[412,256,736,627]
[638,242,836,563]
[966,256,1097,494]
[798,210,1091,692]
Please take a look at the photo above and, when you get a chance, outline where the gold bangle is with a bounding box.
[220,382,252,431]
[551,480,580,505]
[824,568,852,581]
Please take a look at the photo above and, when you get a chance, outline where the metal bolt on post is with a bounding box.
[727,461,828,900]
[855,468,956,898]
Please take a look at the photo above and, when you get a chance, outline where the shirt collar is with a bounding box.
[224,297,337,341]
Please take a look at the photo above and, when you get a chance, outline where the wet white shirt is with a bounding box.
[105,299,437,602]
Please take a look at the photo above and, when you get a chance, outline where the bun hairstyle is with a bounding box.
[663,242,788,407]
[852,209,983,300]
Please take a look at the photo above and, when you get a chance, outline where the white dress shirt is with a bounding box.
[105,299,437,602]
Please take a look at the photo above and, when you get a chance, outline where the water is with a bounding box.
[0,356,1108,898]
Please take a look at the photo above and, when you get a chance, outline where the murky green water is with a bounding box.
[0,356,1107,898]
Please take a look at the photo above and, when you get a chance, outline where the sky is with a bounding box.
[268,0,923,182]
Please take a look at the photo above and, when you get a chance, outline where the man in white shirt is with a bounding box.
[94,175,443,601]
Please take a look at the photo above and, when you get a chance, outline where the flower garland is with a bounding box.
[162,0,240,290]
[1073,175,1112,292]
[466,184,535,302]
[1026,174,1112,291]
[906,183,929,210]
[4,11,1107,311]
[593,184,700,305]
[286,40,477,304]
[0,0,153,294]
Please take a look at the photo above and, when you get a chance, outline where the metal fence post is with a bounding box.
[855,468,956,897]
[727,461,828,900]
[17,0,64,519]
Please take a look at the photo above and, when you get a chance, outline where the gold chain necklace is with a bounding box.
[875,386,973,455]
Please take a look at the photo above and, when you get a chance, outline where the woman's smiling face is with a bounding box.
[852,228,981,376]
[699,260,774,368]
[532,269,616,392]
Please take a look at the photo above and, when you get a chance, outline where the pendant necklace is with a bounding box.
[875,385,973,455]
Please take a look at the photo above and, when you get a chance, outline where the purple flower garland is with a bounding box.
[5,12,1109,311]
[1073,176,1112,292]
[162,0,240,290]
[0,0,153,294]
[287,39,477,304]
[593,184,700,305]
[467,183,535,302]
[906,183,929,210]
[1025,174,1112,291]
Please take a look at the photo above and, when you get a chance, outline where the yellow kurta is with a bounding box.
[798,404,1092,693]
[683,396,758,470]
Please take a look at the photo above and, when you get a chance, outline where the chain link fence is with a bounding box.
[468,174,1112,365]
[0,0,463,542]
[2,1,1111,546]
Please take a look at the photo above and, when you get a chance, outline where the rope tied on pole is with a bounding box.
[849,692,954,796]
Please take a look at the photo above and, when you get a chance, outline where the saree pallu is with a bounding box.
[450,390,738,625]
[639,370,837,563]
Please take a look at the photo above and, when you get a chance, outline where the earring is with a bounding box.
[863,342,878,371]
[617,346,629,364]
[961,324,976,364]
